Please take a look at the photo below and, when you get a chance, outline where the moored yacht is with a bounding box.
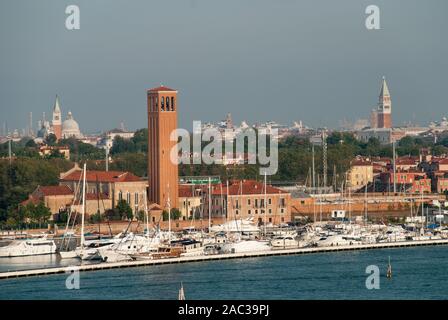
[270,235,299,248]
[0,237,57,258]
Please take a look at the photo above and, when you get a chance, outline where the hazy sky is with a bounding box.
[0,0,447,133]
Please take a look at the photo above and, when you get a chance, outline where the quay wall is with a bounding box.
[1,239,448,280]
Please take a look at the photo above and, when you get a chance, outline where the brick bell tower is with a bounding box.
[377,76,392,128]
[52,95,62,140]
[147,85,179,209]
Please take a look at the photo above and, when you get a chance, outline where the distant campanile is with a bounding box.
[147,85,179,209]
[377,77,392,128]
[52,95,62,140]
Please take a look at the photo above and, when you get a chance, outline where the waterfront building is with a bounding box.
[20,185,111,220]
[59,164,148,215]
[204,180,291,225]
[178,185,203,220]
[346,158,374,191]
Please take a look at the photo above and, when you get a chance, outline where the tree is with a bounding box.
[162,208,182,221]
[25,139,37,148]
[45,134,57,146]
[33,202,52,226]
[115,200,133,220]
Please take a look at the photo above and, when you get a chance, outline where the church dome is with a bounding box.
[62,111,82,138]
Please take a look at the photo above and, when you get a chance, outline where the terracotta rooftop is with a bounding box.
[71,193,109,205]
[178,185,198,198]
[61,170,142,183]
[211,180,287,196]
[396,158,418,165]
[38,185,73,196]
[433,158,448,165]
[351,160,372,166]
[148,85,176,92]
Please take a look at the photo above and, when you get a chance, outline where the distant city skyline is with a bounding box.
[1,0,447,133]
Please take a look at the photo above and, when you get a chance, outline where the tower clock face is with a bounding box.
[55,116,59,120]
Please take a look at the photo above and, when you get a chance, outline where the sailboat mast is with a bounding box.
[80,163,87,249]
[166,183,171,243]
[264,172,267,236]
[364,167,368,224]
[144,192,149,237]
[208,177,212,232]
[226,180,229,221]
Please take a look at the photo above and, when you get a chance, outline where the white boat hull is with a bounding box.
[0,239,57,258]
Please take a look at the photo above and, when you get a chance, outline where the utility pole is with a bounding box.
[312,143,316,194]
[322,130,327,192]
[8,137,12,165]
[29,112,33,137]
[105,145,109,171]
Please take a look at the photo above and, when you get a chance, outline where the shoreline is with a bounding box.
[1,238,448,280]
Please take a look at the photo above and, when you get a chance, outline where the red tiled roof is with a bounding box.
[38,185,73,196]
[179,185,194,198]
[396,159,418,165]
[61,170,141,183]
[351,160,372,166]
[434,158,448,165]
[148,85,176,92]
[211,180,287,196]
[70,193,109,205]
[20,196,41,206]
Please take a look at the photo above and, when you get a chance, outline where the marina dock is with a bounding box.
[1,238,448,280]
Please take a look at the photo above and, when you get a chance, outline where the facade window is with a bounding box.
[269,208,272,214]
[126,192,131,204]
[268,198,272,205]
[247,199,251,205]
[118,191,123,201]
[171,97,175,110]
[235,210,239,215]
[134,193,139,205]
[255,210,258,214]
[166,97,170,109]
[280,198,286,207]
[161,96,165,110]
[248,210,251,215]
[280,208,284,214]
[255,199,258,207]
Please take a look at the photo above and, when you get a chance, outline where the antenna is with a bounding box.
[105,145,109,172]
[8,137,12,165]
[29,112,33,137]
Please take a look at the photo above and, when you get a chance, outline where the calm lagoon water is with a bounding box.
[0,246,447,300]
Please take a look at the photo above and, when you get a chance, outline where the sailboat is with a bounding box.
[386,256,392,279]
[178,282,186,300]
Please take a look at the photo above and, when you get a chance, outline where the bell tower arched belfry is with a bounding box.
[147,85,179,209]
